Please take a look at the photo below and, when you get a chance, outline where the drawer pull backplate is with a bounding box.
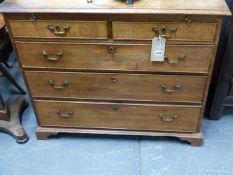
[56,110,73,118]
[48,25,71,36]
[48,80,69,90]
[160,83,181,93]
[159,113,179,122]
[42,50,63,61]
[164,53,187,64]
[152,26,177,38]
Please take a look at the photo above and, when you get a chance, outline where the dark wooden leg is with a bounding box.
[0,30,12,68]
[0,95,29,143]
[0,45,11,67]
[0,95,10,121]
[0,63,26,95]
[2,62,11,68]
[210,104,224,120]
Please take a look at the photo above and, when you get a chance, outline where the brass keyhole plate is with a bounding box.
[161,27,168,34]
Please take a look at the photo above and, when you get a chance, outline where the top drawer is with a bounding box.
[9,20,108,39]
[112,22,217,43]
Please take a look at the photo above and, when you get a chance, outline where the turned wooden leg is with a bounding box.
[0,95,29,143]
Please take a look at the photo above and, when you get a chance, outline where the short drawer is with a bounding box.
[25,71,207,103]
[112,22,217,42]
[9,20,108,39]
[16,42,214,74]
[34,100,201,133]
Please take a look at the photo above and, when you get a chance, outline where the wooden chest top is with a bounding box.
[0,0,231,15]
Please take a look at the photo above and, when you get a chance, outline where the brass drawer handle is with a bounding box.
[108,47,116,54]
[159,113,179,122]
[48,25,71,36]
[56,110,73,118]
[160,83,181,93]
[152,26,177,38]
[48,80,69,90]
[164,53,187,64]
[42,50,63,61]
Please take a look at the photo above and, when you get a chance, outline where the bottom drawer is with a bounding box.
[34,100,201,133]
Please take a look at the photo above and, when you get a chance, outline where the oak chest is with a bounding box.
[0,0,230,146]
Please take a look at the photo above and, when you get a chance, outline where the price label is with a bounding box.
[151,36,166,62]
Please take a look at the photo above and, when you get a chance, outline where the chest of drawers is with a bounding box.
[0,0,230,146]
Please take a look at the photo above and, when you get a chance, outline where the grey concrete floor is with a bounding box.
[0,53,233,175]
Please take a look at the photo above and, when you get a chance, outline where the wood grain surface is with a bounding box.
[25,71,207,103]
[16,42,214,74]
[113,22,218,42]
[9,20,108,39]
[0,0,228,145]
[34,100,201,133]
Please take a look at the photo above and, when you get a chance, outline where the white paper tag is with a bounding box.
[151,36,166,62]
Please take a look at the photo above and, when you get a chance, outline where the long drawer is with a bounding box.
[113,22,217,42]
[34,100,201,133]
[25,71,207,103]
[16,42,214,74]
[9,20,108,39]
